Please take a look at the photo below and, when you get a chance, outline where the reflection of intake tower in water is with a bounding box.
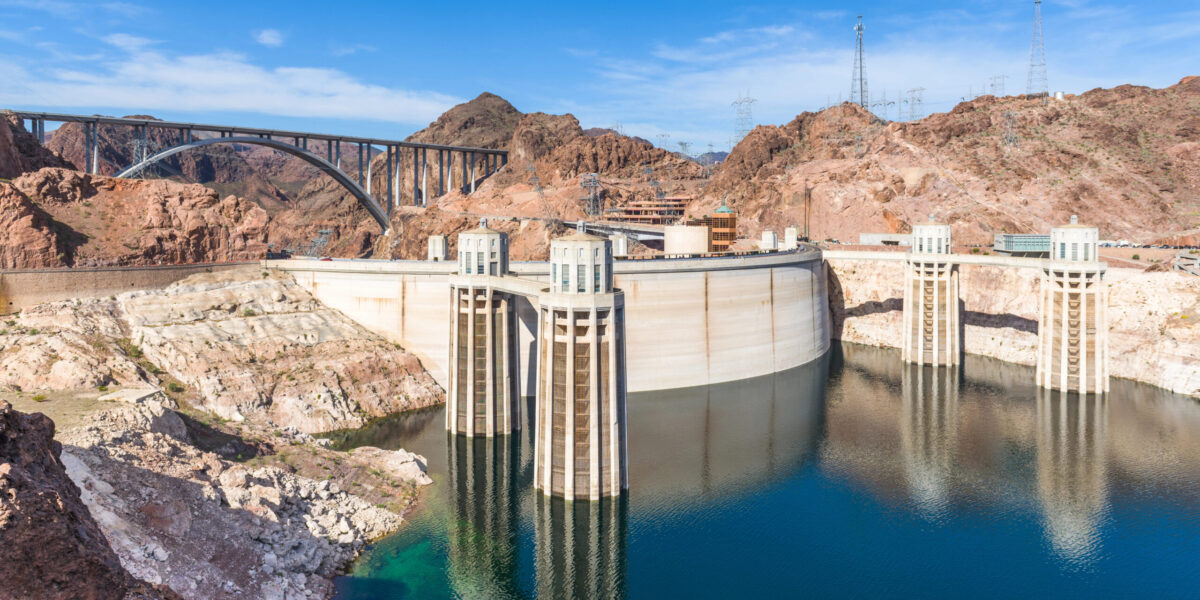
[900,365,960,516]
[535,231,627,500]
[534,496,627,600]
[447,223,521,436]
[1036,389,1109,563]
[629,357,827,501]
[446,435,521,598]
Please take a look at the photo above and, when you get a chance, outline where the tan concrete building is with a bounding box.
[902,222,960,366]
[446,223,520,436]
[1037,216,1108,394]
[535,230,627,500]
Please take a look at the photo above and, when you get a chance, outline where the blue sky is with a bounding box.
[1,0,1197,151]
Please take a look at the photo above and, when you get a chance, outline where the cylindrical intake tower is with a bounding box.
[535,230,628,500]
[447,223,520,436]
[902,222,960,366]
[1037,216,1108,394]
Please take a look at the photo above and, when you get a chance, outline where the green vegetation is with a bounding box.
[167,382,185,393]
[97,385,109,392]
[116,338,144,359]
[1132,254,1141,260]
[32,394,47,403]
[27,329,39,335]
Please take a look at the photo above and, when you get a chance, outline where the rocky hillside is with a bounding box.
[704,76,1200,245]
[3,268,442,432]
[0,168,267,268]
[0,114,74,179]
[0,400,178,600]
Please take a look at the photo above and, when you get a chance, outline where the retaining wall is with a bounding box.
[0,263,255,314]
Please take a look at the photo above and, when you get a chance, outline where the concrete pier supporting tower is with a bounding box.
[902,222,960,366]
[1037,216,1108,394]
[446,222,520,436]
[535,229,627,500]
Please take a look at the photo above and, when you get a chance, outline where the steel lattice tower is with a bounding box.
[732,91,756,144]
[851,15,868,108]
[1026,0,1048,98]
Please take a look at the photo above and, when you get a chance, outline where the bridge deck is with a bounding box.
[9,111,507,155]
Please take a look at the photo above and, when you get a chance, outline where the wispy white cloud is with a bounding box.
[102,33,155,52]
[331,43,376,57]
[253,28,283,47]
[0,43,461,126]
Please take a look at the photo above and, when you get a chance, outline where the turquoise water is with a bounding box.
[329,344,1200,599]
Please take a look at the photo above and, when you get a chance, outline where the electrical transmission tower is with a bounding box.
[732,92,757,144]
[851,15,868,108]
[656,134,671,149]
[1002,111,1020,148]
[871,89,895,120]
[990,75,1008,97]
[677,141,691,158]
[906,87,926,121]
[580,173,602,216]
[1026,0,1048,98]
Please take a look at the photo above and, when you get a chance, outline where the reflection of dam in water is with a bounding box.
[627,357,828,504]
[443,432,627,599]
[333,343,1200,599]
[446,436,522,598]
[900,365,960,517]
[1036,390,1108,564]
[534,497,627,600]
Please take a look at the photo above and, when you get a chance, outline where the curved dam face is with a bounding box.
[268,247,831,394]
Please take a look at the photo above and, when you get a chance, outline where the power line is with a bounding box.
[1026,0,1048,98]
[851,15,868,109]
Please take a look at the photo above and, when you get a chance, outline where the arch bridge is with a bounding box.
[11,112,509,233]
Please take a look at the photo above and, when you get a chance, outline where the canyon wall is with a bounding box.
[826,257,1200,397]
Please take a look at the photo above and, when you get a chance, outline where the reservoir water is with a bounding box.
[329,343,1200,599]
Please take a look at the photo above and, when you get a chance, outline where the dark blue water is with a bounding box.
[328,343,1200,599]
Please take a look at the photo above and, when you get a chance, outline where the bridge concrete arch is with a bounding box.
[114,136,391,233]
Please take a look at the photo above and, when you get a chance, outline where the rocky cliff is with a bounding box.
[826,258,1200,397]
[0,168,268,268]
[0,400,178,600]
[1,268,443,432]
[705,77,1200,245]
[1,113,75,179]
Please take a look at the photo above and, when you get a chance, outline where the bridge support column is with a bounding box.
[901,223,959,367]
[462,150,469,194]
[1037,216,1108,394]
[470,151,477,194]
[413,147,419,205]
[357,143,364,187]
[87,121,99,175]
[439,150,445,197]
[535,230,627,500]
[385,146,393,217]
[392,146,401,211]
[421,148,428,206]
[366,145,373,196]
[336,142,342,169]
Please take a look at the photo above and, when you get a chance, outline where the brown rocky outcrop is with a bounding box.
[1,168,268,268]
[0,113,75,179]
[0,181,68,268]
[704,77,1200,245]
[0,400,177,600]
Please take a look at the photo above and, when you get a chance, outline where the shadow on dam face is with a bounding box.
[626,353,831,507]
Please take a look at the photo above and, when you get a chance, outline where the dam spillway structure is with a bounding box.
[446,223,520,436]
[901,222,960,366]
[1037,216,1109,394]
[535,230,628,500]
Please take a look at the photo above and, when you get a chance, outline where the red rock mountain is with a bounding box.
[702,76,1200,245]
[4,79,1199,266]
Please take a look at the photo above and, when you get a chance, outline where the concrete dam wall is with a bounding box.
[271,248,831,394]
